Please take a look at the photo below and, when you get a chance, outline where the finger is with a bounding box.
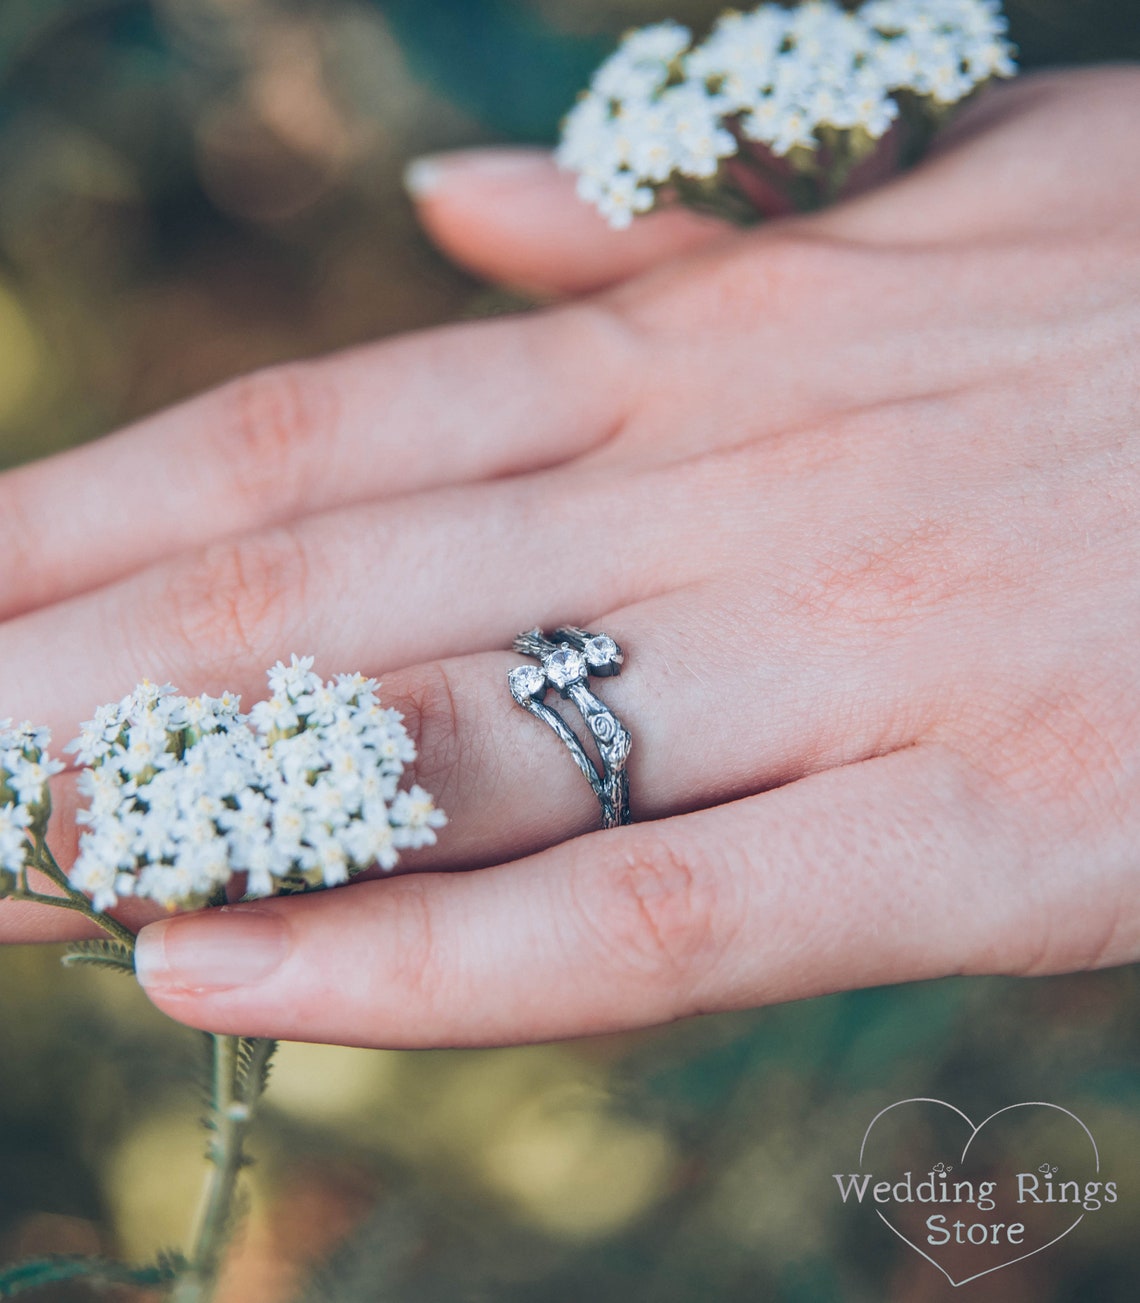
[3,394,962,768]
[0,895,104,944]
[0,458,695,740]
[1,397,987,869]
[820,69,1140,245]
[1,475,947,940]
[133,742,1095,1046]
[406,147,733,295]
[0,302,636,622]
[0,893,155,945]
[1,573,920,936]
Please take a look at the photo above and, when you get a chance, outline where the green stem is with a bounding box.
[171,1035,276,1303]
[26,836,137,950]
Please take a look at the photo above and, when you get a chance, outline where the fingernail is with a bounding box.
[403,148,549,198]
[135,909,289,992]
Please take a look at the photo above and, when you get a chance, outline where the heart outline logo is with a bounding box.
[857,1098,1100,1288]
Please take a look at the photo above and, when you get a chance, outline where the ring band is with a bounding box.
[509,627,632,829]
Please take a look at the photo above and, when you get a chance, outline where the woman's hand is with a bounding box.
[1,68,1138,1046]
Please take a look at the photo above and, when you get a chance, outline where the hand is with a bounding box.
[2,68,1138,1046]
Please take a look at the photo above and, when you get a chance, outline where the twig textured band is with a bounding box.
[509,627,632,829]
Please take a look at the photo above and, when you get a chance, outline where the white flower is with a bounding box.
[69,658,446,911]
[595,172,656,230]
[556,20,720,231]
[242,838,278,898]
[615,21,692,69]
[687,8,790,108]
[2,721,52,754]
[267,653,321,702]
[248,695,300,736]
[0,803,32,878]
[662,83,738,179]
[559,0,1016,226]
[117,720,173,779]
[867,0,1015,99]
[591,21,691,102]
[2,721,64,850]
[5,757,61,808]
[68,702,127,766]
[697,0,894,156]
[78,767,126,822]
[68,846,122,912]
[390,786,448,852]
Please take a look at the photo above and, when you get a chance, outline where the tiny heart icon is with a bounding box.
[833,1098,1113,1287]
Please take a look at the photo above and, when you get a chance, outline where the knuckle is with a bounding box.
[391,661,466,809]
[156,528,308,677]
[554,300,645,373]
[575,834,723,982]
[221,361,340,512]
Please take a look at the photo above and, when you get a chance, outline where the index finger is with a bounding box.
[0,304,635,621]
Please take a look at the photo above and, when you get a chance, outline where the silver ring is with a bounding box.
[509,627,632,828]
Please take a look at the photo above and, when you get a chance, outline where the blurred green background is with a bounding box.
[0,2,1137,1299]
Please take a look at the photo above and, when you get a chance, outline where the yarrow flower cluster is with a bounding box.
[1,657,451,1296]
[67,657,446,912]
[0,721,64,884]
[557,0,1016,227]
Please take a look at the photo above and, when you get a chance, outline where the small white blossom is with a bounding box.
[390,785,449,850]
[697,0,892,156]
[663,83,738,179]
[69,658,446,912]
[6,758,55,808]
[594,171,656,230]
[267,653,321,702]
[559,0,1016,226]
[863,1,1016,99]
[1,721,65,882]
[69,702,128,767]
[0,803,32,879]
[557,20,734,232]
[248,694,300,736]
[591,20,691,102]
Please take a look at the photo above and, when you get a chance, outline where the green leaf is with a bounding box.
[153,1248,190,1276]
[236,1037,278,1105]
[0,1252,184,1296]
[60,937,135,976]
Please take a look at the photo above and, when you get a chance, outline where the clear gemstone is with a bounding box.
[543,647,586,690]
[508,665,547,700]
[584,634,622,668]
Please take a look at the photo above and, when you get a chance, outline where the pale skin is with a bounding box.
[1,68,1137,1047]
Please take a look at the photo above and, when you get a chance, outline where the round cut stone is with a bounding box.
[508,665,547,699]
[584,634,622,669]
[543,646,587,690]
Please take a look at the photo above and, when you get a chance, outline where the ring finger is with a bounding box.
[1,454,947,926]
